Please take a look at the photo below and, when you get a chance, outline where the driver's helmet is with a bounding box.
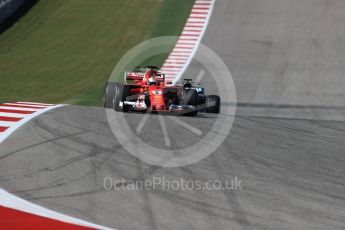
[148,71,157,85]
[148,76,156,85]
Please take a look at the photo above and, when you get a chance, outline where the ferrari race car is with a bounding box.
[104,66,220,116]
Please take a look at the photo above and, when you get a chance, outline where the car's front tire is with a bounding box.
[104,82,117,109]
[113,84,131,112]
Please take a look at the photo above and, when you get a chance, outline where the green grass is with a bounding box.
[0,0,195,105]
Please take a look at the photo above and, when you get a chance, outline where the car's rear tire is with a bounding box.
[206,95,221,113]
[181,89,198,116]
[114,84,131,112]
[104,82,117,109]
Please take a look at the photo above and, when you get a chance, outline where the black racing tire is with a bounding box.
[181,88,198,116]
[206,95,221,114]
[114,84,131,112]
[104,82,117,109]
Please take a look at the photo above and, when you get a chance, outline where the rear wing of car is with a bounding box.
[124,72,167,84]
[124,72,145,82]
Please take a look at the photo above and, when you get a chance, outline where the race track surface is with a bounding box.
[1,0,345,229]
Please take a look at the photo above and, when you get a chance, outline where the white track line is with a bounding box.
[0,121,17,127]
[0,106,40,112]
[176,44,196,48]
[187,18,206,23]
[181,30,202,35]
[164,61,188,64]
[16,101,54,106]
[191,9,209,12]
[2,103,48,108]
[0,112,25,118]
[163,64,185,68]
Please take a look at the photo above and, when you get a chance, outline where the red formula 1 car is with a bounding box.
[104,66,220,116]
